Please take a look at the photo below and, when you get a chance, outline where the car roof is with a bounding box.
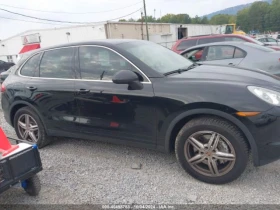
[37,39,147,52]
[181,34,246,40]
[180,41,246,53]
[26,39,150,57]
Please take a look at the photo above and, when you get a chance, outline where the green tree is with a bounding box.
[268,0,280,31]
[160,14,175,23]
[236,8,250,32]
[191,15,201,24]
[210,14,236,25]
[128,18,136,22]
[200,16,209,24]
[248,2,270,32]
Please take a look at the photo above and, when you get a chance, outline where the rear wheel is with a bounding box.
[175,116,249,184]
[14,107,52,148]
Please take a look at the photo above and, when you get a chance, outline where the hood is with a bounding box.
[170,64,280,89]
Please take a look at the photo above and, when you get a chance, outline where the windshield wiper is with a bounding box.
[164,63,199,76]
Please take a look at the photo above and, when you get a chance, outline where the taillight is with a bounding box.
[1,84,6,92]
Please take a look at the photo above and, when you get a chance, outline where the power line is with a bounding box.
[0,16,71,26]
[0,2,142,14]
[0,8,142,24]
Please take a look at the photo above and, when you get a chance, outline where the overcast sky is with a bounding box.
[0,0,257,40]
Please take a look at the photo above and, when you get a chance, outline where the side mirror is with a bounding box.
[112,70,143,90]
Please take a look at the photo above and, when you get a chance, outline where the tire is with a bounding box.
[24,175,41,196]
[14,106,52,148]
[175,116,249,184]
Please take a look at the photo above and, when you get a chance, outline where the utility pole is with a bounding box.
[143,0,149,40]
[141,12,144,40]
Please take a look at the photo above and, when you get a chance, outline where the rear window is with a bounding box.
[243,42,275,52]
[197,37,225,45]
[20,53,41,77]
[177,39,197,51]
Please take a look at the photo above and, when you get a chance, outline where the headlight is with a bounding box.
[248,86,280,106]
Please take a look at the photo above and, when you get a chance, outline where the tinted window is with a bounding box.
[79,46,140,81]
[206,46,235,60]
[234,48,246,58]
[177,39,197,50]
[224,37,246,42]
[40,48,75,79]
[20,53,41,77]
[197,37,224,45]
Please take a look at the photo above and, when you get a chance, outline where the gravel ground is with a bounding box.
[0,94,280,205]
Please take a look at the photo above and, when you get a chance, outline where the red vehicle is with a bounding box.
[171,34,280,56]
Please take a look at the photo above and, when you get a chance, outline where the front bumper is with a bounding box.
[240,107,280,166]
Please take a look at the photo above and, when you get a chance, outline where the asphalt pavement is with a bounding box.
[0,94,280,205]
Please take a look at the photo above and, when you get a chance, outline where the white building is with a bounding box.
[0,22,219,63]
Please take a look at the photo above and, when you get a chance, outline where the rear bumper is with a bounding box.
[1,93,12,127]
[242,107,280,166]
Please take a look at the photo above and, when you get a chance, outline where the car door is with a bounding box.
[23,47,79,135]
[75,45,156,146]
[202,45,246,67]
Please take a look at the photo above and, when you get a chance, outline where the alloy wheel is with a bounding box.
[17,114,39,143]
[184,131,236,177]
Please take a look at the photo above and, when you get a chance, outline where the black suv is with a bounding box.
[2,40,280,184]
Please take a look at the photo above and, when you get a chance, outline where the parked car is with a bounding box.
[0,53,31,83]
[272,34,280,41]
[180,41,280,76]
[171,34,280,54]
[2,40,280,184]
[0,60,14,73]
[257,37,279,46]
[0,67,13,83]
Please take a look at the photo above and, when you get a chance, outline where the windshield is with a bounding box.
[118,41,193,74]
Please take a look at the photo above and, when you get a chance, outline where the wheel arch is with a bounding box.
[9,101,49,135]
[164,108,259,166]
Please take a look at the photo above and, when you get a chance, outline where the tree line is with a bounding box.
[120,0,280,33]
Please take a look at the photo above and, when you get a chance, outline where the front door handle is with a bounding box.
[78,89,90,93]
[26,86,37,91]
[228,63,234,65]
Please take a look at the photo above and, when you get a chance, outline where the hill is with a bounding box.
[203,0,273,19]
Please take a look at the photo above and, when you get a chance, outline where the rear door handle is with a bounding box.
[26,86,37,91]
[78,89,90,93]
[228,63,234,65]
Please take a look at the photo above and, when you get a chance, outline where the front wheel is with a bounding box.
[175,116,249,184]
